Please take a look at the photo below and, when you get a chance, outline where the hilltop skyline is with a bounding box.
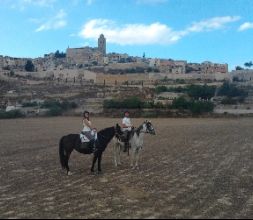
[0,0,253,70]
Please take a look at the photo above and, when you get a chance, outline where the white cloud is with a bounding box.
[35,9,67,32]
[238,22,253,31]
[187,16,241,33]
[79,19,186,45]
[79,16,240,46]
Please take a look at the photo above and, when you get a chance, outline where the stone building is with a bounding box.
[98,34,106,56]
[0,56,27,71]
[231,69,253,82]
[150,59,187,74]
[107,53,130,63]
[66,34,106,66]
[201,61,228,74]
[0,56,4,69]
[149,58,160,68]
[186,62,228,74]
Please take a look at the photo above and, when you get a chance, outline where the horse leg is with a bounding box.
[91,152,99,173]
[130,147,135,169]
[117,143,122,166]
[135,149,140,170]
[65,150,73,176]
[97,152,103,174]
[113,143,118,167]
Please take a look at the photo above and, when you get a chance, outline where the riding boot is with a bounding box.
[123,131,130,152]
[123,142,128,153]
[90,139,96,153]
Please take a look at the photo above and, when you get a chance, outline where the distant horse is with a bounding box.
[59,124,122,175]
[113,121,156,170]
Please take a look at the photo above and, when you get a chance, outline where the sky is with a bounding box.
[0,0,253,70]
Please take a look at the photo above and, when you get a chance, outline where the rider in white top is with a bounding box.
[122,116,132,132]
[81,111,97,144]
[82,118,92,132]
[121,111,133,152]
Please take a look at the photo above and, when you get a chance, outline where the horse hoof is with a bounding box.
[97,171,103,175]
[67,171,73,176]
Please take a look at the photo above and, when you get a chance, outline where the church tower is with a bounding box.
[98,34,106,56]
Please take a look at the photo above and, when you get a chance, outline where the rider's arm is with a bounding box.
[83,119,93,130]
[122,123,128,128]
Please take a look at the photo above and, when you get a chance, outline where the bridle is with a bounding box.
[142,121,156,135]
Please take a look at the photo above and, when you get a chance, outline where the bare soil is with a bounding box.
[0,117,253,219]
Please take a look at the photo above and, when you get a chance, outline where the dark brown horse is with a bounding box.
[59,124,122,175]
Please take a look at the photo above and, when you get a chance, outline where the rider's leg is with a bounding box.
[123,131,130,152]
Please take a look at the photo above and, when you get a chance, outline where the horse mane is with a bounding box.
[134,124,144,137]
[98,126,115,136]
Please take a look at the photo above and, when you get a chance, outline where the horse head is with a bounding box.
[143,120,156,135]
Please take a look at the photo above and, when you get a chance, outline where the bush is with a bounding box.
[155,85,215,98]
[175,79,186,84]
[22,102,38,107]
[25,60,35,72]
[189,101,214,114]
[172,97,189,110]
[42,100,78,116]
[187,84,216,100]
[218,82,248,98]
[172,97,214,114]
[46,106,63,116]
[155,86,168,94]
[54,50,66,58]
[0,110,24,119]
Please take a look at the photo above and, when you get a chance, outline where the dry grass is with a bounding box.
[0,117,253,218]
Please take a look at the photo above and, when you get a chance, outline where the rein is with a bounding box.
[98,126,118,144]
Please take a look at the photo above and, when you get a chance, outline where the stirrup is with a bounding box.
[91,141,97,153]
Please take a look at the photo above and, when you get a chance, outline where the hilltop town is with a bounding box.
[0,34,253,117]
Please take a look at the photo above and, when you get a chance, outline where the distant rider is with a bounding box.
[121,111,133,152]
[81,111,97,151]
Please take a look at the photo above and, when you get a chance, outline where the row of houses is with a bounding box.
[0,33,228,76]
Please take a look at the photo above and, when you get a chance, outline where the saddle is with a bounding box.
[116,133,128,143]
[80,132,96,152]
[116,131,132,153]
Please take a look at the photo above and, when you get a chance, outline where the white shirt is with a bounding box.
[122,117,132,131]
[82,119,92,132]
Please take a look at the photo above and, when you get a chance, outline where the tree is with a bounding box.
[155,86,168,94]
[172,97,189,110]
[218,82,248,98]
[92,61,98,66]
[235,66,244,71]
[244,61,253,69]
[25,60,35,72]
[54,50,66,58]
[187,85,216,100]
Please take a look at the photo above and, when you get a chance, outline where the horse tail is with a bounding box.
[59,137,66,170]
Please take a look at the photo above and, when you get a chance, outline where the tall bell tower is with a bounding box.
[98,34,106,56]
